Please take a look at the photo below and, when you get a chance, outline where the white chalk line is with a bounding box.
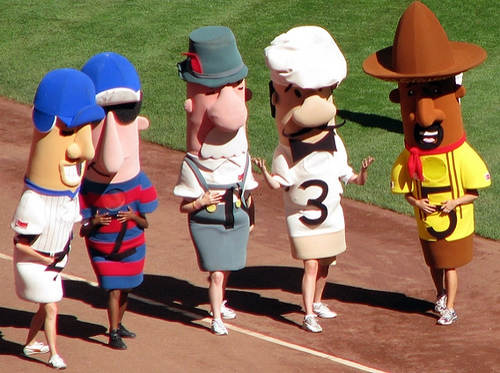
[0,253,387,373]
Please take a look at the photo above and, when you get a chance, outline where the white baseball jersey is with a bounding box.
[11,188,80,303]
[11,188,81,254]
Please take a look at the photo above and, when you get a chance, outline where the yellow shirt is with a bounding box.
[391,142,491,241]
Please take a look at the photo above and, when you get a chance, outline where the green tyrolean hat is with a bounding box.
[178,26,248,88]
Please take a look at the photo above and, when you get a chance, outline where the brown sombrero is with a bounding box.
[363,1,487,82]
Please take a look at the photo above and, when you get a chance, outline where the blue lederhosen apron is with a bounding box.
[185,156,251,272]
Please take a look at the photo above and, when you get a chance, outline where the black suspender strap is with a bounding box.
[105,222,137,261]
[45,237,71,280]
[184,156,209,192]
[184,155,251,229]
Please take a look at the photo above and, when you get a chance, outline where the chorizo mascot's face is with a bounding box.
[81,52,149,183]
[27,69,104,192]
[178,26,250,159]
[390,78,466,150]
[265,26,347,147]
[363,1,486,152]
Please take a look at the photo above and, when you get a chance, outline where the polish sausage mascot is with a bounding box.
[363,2,491,326]
[174,26,257,336]
[79,52,158,349]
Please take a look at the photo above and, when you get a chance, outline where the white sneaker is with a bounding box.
[434,292,447,315]
[313,303,337,319]
[302,315,322,333]
[209,300,236,320]
[437,308,457,326]
[211,318,228,336]
[48,354,67,370]
[23,341,49,355]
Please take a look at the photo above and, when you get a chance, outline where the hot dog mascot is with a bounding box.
[11,69,104,369]
[254,26,374,333]
[174,26,257,336]
[79,52,158,349]
[363,2,491,325]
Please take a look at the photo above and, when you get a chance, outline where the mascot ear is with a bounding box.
[389,89,400,103]
[455,85,466,99]
[245,88,253,102]
[183,98,193,113]
[137,116,150,130]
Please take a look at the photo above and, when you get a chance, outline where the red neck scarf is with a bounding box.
[405,134,466,181]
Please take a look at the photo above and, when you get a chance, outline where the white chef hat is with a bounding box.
[265,26,347,89]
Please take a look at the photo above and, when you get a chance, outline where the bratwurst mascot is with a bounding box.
[363,1,491,326]
[11,69,104,369]
[174,26,258,336]
[79,52,158,349]
[253,26,374,333]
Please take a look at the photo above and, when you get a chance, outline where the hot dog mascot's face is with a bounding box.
[27,69,104,192]
[178,26,251,159]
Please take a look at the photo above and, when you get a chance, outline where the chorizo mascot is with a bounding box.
[79,52,158,349]
[174,26,258,336]
[11,69,104,369]
[363,1,491,326]
[254,26,374,333]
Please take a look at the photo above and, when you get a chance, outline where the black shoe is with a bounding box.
[109,329,127,350]
[117,323,136,338]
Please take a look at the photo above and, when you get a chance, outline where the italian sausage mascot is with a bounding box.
[174,26,258,336]
[11,69,104,368]
[253,26,374,333]
[363,2,491,326]
[79,52,158,349]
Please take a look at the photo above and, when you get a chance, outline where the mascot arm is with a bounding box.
[461,146,491,190]
[391,151,412,194]
[11,190,45,235]
[13,233,53,265]
[270,152,294,188]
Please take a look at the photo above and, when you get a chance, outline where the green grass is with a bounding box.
[0,0,497,240]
